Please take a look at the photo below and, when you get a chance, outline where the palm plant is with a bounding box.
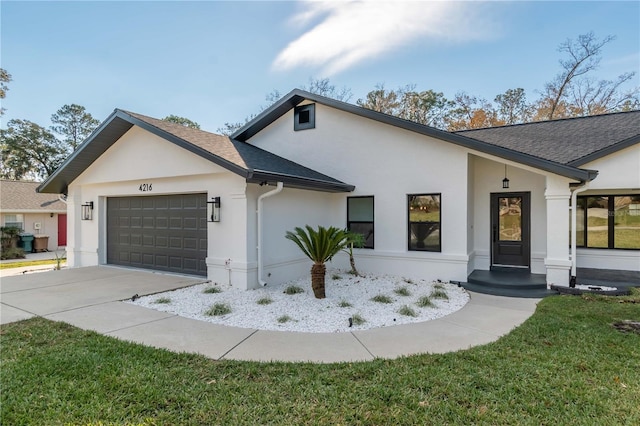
[343,231,365,276]
[285,225,350,299]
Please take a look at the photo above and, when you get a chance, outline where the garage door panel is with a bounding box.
[107,194,207,276]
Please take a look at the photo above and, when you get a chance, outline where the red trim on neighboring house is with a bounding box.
[57,214,67,246]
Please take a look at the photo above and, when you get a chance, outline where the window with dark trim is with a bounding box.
[575,194,640,250]
[408,194,441,252]
[294,104,315,131]
[347,196,374,249]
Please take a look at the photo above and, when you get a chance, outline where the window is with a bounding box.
[408,194,441,252]
[575,195,640,249]
[294,104,315,131]
[347,196,374,248]
[3,214,24,231]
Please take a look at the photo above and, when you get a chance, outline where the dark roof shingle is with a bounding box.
[456,111,640,166]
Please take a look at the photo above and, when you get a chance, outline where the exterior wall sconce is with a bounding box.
[208,197,221,222]
[50,213,54,218]
[81,201,94,220]
[502,165,510,189]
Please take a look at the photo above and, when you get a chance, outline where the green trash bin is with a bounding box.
[19,233,34,253]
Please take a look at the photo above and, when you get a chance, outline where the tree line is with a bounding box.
[2,32,638,181]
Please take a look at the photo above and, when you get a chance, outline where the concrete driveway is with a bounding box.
[0,266,540,363]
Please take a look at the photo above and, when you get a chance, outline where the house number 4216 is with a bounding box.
[139,183,152,192]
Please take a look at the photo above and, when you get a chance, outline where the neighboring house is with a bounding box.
[1,180,68,250]
[37,90,639,290]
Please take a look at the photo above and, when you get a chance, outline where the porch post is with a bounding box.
[544,176,572,287]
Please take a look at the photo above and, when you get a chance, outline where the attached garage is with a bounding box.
[107,194,208,276]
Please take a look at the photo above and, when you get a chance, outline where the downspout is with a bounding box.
[570,181,590,287]
[257,182,284,286]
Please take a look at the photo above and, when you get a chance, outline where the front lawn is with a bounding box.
[1,291,639,425]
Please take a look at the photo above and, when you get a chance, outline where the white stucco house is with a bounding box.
[37,90,639,290]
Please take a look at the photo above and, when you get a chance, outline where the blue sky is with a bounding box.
[1,1,638,133]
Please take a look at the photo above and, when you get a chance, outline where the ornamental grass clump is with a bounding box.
[153,297,171,304]
[416,295,435,308]
[398,305,418,317]
[277,315,293,324]
[256,296,273,305]
[205,303,231,316]
[371,294,393,304]
[430,288,449,300]
[394,286,412,297]
[283,285,304,295]
[351,314,366,325]
[203,286,222,294]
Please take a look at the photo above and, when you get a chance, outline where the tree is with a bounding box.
[302,77,352,102]
[285,225,350,299]
[537,32,616,120]
[50,104,100,151]
[565,73,640,116]
[398,88,454,128]
[1,119,66,180]
[0,68,12,116]
[163,115,201,129]
[357,84,400,115]
[446,92,502,131]
[494,88,532,125]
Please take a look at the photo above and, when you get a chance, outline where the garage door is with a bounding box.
[107,194,208,276]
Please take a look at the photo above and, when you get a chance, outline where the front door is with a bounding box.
[491,192,530,268]
[57,214,67,246]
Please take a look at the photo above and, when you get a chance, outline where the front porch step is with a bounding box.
[458,269,557,298]
[459,281,558,299]
[467,270,547,290]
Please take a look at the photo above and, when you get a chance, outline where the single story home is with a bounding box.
[37,90,639,290]
[1,180,68,250]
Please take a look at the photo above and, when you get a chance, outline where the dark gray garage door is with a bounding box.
[107,194,208,276]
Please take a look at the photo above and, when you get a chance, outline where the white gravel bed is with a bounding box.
[127,270,469,333]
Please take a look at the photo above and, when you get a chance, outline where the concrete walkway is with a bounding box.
[0,266,540,363]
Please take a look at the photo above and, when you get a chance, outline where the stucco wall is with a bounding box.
[575,144,640,271]
[470,155,548,273]
[1,212,63,251]
[245,103,471,283]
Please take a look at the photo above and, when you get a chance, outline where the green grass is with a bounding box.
[203,286,222,294]
[416,295,435,308]
[2,291,639,425]
[153,297,171,304]
[205,303,231,316]
[256,296,273,305]
[338,300,352,308]
[283,285,304,295]
[370,294,393,304]
[394,286,412,297]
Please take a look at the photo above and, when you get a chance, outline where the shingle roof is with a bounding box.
[1,180,67,212]
[38,110,355,194]
[456,111,640,166]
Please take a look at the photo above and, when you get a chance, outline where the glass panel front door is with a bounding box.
[491,192,530,268]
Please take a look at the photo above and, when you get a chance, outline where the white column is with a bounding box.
[544,176,572,286]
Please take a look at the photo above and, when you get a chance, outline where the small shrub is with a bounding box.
[0,247,25,260]
[338,300,352,308]
[257,296,273,305]
[283,285,304,295]
[277,315,292,323]
[332,274,342,280]
[430,289,449,300]
[371,294,393,304]
[394,286,412,297]
[154,297,171,304]
[398,305,418,317]
[417,295,435,308]
[203,286,222,294]
[205,303,231,316]
[351,314,366,325]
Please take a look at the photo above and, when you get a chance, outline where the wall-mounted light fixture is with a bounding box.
[502,165,510,189]
[81,201,94,220]
[208,197,221,222]
[50,213,54,218]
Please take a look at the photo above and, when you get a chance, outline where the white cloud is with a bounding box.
[272,0,495,76]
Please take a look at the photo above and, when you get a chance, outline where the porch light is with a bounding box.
[208,197,221,222]
[81,201,94,221]
[502,165,510,189]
